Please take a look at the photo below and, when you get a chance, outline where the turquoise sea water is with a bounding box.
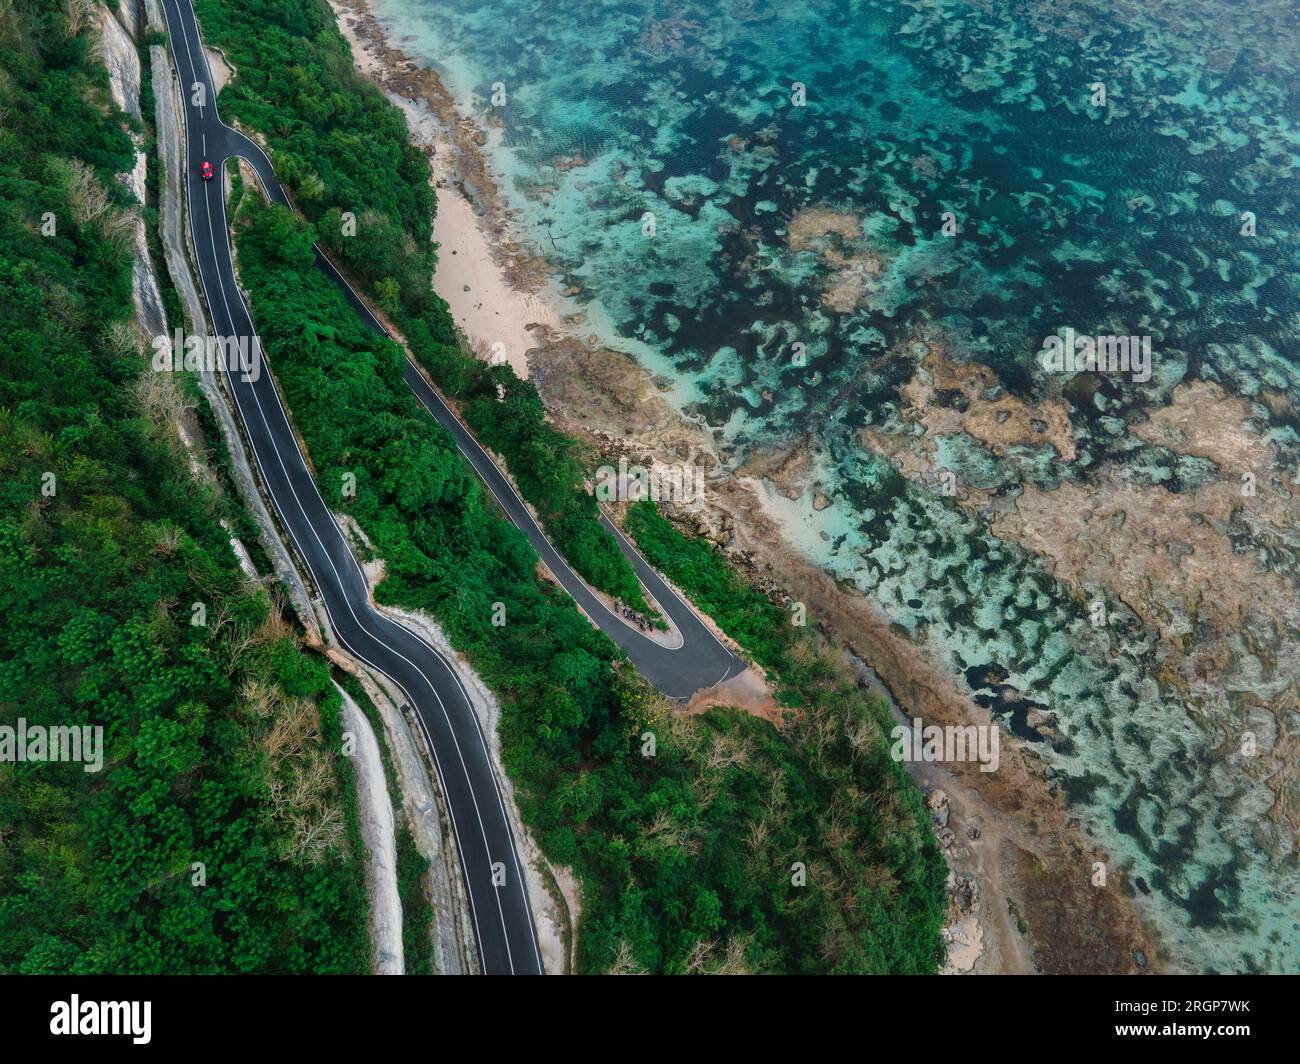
[373,0,1300,970]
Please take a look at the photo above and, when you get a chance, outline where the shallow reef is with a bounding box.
[375,0,1300,971]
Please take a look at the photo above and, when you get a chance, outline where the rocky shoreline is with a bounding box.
[326,0,1159,974]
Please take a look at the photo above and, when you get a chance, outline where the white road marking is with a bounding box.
[199,179,516,973]
[165,0,741,972]
[307,240,736,674]
[163,0,542,973]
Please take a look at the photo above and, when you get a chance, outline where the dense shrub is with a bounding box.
[0,0,366,973]
[196,0,648,610]
[232,197,944,971]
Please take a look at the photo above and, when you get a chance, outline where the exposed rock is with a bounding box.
[338,685,403,974]
[884,344,1077,463]
[1025,708,1061,743]
[151,43,321,642]
[786,205,863,252]
[97,4,142,120]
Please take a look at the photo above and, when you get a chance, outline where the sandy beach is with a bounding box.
[323,0,1160,975]
[428,189,558,378]
[331,0,558,379]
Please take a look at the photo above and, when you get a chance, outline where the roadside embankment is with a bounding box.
[148,19,477,973]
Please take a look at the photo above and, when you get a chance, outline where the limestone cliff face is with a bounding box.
[97,0,142,120]
[337,685,404,975]
[98,0,167,340]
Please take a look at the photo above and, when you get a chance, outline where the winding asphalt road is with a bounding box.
[316,255,745,698]
[161,0,743,973]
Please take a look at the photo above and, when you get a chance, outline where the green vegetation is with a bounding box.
[0,0,945,973]
[231,191,944,971]
[403,325,656,618]
[0,0,365,973]
[395,825,434,975]
[225,157,245,216]
[628,502,792,672]
[194,0,650,614]
[626,502,948,968]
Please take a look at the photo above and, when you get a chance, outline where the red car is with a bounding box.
[200,160,214,181]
